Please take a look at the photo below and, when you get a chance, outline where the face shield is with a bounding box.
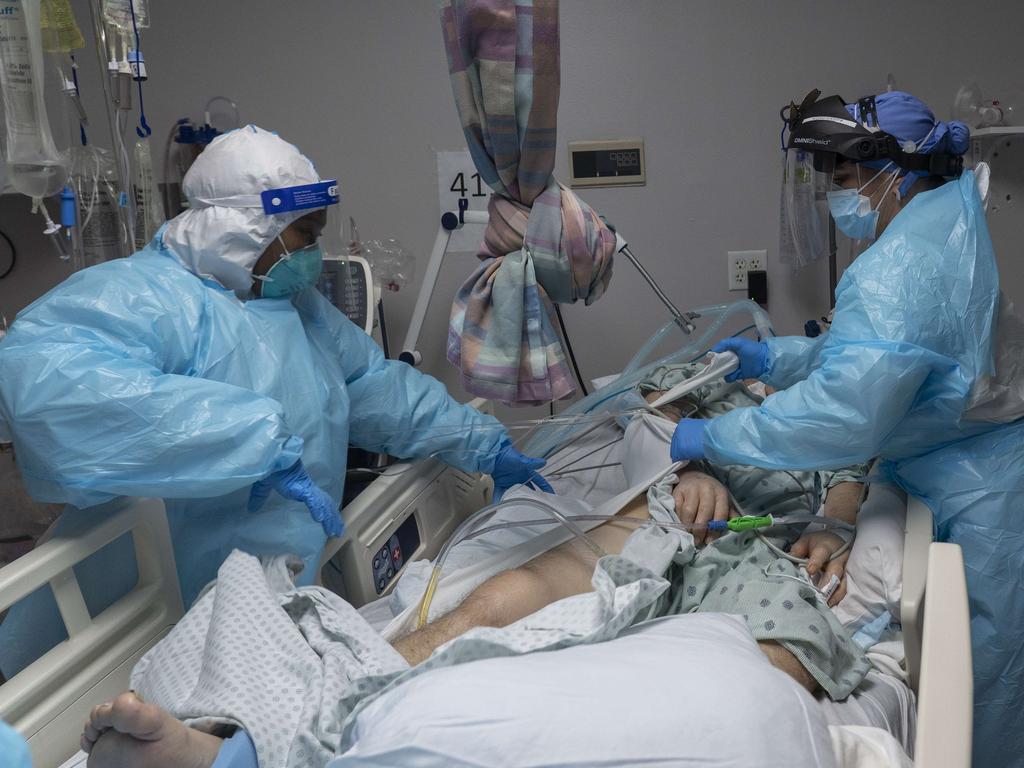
[778,91,963,265]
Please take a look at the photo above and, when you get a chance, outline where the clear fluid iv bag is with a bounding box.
[133,138,163,250]
[0,0,69,198]
[102,0,148,30]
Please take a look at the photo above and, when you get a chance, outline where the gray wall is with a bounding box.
[4,0,1023,420]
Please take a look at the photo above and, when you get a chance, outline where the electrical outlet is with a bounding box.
[728,250,767,291]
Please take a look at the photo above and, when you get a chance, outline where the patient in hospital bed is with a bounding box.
[78,362,873,768]
[393,364,869,691]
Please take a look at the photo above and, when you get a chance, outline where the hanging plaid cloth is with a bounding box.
[441,0,616,405]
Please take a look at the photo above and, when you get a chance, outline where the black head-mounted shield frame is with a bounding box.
[781,90,963,178]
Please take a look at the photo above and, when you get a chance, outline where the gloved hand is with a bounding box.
[491,443,553,502]
[670,418,708,462]
[248,459,344,537]
[711,338,769,382]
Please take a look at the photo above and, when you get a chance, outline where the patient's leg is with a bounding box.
[392,491,652,666]
[82,692,222,768]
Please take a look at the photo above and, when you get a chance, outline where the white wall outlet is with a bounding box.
[728,250,767,291]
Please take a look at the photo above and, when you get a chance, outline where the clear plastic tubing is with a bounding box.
[414,506,854,627]
[523,300,774,459]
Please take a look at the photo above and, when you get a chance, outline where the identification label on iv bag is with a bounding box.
[436,150,491,252]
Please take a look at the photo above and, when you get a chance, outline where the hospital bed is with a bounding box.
[0,464,971,767]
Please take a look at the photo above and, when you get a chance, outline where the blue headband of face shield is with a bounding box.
[260,180,338,214]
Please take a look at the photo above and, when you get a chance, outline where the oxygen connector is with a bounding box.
[706,515,774,532]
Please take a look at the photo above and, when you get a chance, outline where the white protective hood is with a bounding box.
[162,125,321,291]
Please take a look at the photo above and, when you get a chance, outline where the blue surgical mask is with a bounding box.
[257,235,323,298]
[826,164,900,241]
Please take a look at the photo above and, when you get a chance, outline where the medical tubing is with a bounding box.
[524,302,774,458]
[128,0,150,138]
[460,514,721,543]
[85,0,131,257]
[624,300,773,376]
[415,496,606,628]
[554,303,588,397]
[430,509,857,627]
[723,481,855,565]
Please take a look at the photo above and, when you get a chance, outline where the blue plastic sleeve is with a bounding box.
[210,730,258,768]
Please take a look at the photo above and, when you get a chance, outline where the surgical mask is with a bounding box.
[256,235,323,298]
[826,164,900,241]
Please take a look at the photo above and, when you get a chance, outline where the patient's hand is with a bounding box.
[673,469,732,545]
[790,532,849,607]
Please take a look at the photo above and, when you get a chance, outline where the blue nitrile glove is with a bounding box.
[491,443,553,502]
[670,419,709,462]
[711,338,769,382]
[248,459,344,537]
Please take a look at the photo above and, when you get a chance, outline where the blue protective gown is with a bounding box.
[0,233,506,676]
[704,171,1024,767]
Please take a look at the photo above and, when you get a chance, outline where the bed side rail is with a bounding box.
[0,497,183,767]
[913,542,972,767]
[900,496,933,692]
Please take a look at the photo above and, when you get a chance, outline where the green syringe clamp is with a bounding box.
[727,515,773,532]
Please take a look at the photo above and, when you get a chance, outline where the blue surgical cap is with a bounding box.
[845,91,970,195]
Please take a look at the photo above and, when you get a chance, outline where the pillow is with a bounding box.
[335,614,838,768]
[834,481,907,631]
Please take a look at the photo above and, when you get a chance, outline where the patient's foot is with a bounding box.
[82,692,223,768]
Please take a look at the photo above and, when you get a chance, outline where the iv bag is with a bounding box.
[102,0,148,29]
[0,0,68,198]
[133,138,163,250]
[40,0,85,53]
[71,145,122,265]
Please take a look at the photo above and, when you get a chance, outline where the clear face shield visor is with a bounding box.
[780,150,902,267]
[778,149,833,269]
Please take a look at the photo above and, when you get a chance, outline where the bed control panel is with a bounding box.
[372,512,420,594]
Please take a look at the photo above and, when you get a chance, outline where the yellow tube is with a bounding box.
[415,565,443,629]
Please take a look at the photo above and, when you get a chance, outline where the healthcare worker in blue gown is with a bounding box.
[671,91,1024,768]
[0,126,550,678]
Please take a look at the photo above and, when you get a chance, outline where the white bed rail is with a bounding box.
[0,497,183,768]
[901,497,973,767]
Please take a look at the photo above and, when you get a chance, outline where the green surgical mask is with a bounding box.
[257,235,324,298]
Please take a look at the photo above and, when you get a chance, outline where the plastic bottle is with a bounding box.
[953,83,1022,128]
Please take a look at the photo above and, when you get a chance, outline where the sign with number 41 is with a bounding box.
[436,150,492,252]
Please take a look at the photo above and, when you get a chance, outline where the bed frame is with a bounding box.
[0,480,972,767]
